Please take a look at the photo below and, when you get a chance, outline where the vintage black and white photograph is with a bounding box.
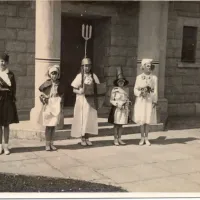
[0,0,200,194]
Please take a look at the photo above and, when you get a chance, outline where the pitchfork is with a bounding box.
[82,24,92,58]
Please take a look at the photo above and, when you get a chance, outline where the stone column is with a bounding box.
[137,1,169,124]
[30,0,63,129]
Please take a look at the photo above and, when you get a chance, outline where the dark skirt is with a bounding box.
[0,91,19,126]
[108,106,116,124]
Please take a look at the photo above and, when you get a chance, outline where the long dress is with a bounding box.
[133,73,158,125]
[108,87,130,125]
[0,69,19,126]
[71,73,100,138]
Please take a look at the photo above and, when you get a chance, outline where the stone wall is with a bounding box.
[166,1,200,116]
[0,1,35,112]
[105,3,139,105]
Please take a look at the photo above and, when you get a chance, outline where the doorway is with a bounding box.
[60,15,94,107]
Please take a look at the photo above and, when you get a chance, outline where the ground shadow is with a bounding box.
[11,136,199,153]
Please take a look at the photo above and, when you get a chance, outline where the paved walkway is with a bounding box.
[1,129,200,192]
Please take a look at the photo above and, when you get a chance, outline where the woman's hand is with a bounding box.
[79,88,84,95]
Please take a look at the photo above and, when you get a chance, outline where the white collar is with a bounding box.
[142,72,151,76]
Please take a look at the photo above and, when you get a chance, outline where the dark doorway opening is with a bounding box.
[60,15,94,107]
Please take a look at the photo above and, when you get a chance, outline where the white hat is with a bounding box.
[141,59,153,69]
[48,65,60,78]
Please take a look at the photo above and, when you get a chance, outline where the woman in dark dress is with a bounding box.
[0,53,19,155]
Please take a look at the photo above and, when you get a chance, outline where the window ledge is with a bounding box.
[178,62,200,68]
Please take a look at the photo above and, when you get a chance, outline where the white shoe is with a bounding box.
[4,144,10,155]
[50,142,57,151]
[145,138,151,146]
[139,138,145,146]
[118,139,126,145]
[45,141,51,151]
[80,139,87,146]
[114,139,119,146]
[86,139,93,146]
[0,144,3,155]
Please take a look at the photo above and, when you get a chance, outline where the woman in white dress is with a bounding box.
[71,58,100,146]
[133,59,158,146]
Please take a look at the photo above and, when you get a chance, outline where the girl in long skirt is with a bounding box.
[71,58,100,146]
[108,67,131,146]
[38,65,63,151]
[0,53,19,155]
[133,59,158,146]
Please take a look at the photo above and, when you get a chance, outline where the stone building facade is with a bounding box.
[0,1,199,123]
[166,1,200,117]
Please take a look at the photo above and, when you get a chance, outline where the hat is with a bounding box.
[81,57,92,66]
[113,67,129,86]
[141,58,153,69]
[48,65,60,78]
[0,52,9,63]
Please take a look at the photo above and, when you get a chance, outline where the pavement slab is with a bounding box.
[1,129,200,192]
[120,176,200,192]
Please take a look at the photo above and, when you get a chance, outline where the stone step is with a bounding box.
[166,116,200,130]
[10,118,164,141]
[17,106,111,120]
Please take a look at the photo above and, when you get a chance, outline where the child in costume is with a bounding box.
[71,58,100,146]
[133,59,158,146]
[108,67,131,146]
[0,53,19,155]
[38,65,63,151]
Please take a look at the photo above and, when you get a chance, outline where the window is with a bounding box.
[181,26,197,63]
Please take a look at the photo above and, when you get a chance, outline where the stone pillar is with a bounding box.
[137,1,169,124]
[30,0,63,129]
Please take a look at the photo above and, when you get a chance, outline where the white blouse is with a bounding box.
[134,73,158,103]
[71,73,100,89]
[0,68,11,86]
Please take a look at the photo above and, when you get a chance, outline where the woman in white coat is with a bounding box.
[133,59,158,146]
[71,58,100,146]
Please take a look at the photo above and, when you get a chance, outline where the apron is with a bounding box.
[42,83,61,127]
